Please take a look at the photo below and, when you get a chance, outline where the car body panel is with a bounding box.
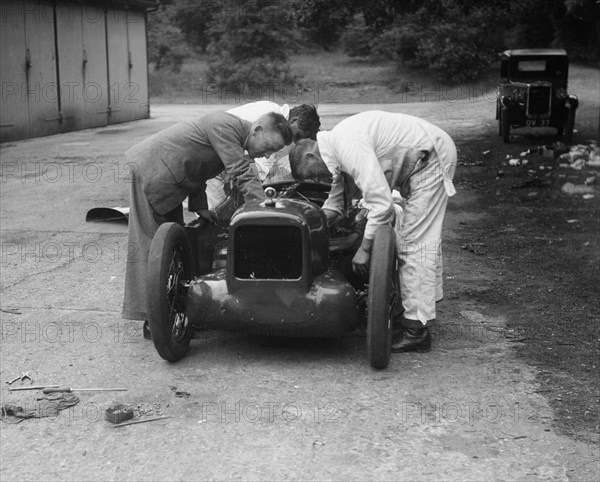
[181,182,367,339]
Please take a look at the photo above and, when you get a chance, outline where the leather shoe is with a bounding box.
[143,321,152,340]
[391,326,431,353]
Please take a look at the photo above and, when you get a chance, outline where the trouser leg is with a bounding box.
[122,177,183,321]
[397,159,450,328]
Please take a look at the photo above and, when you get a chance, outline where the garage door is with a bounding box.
[105,7,130,124]
[55,1,84,132]
[0,0,29,141]
[24,0,60,138]
[80,3,108,128]
[126,9,149,121]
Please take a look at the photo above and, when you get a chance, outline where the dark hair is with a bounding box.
[289,104,320,139]
[263,112,293,145]
[288,139,331,184]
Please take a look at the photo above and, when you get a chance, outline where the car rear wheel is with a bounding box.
[563,107,576,144]
[367,224,396,369]
[147,222,194,361]
[501,108,510,143]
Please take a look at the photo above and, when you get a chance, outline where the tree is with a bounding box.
[290,0,354,49]
[205,0,299,93]
[147,0,188,72]
[171,0,216,53]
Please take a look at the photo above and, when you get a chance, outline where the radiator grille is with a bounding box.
[234,226,303,279]
[527,85,551,116]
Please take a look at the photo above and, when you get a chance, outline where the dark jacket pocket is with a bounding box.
[160,157,186,184]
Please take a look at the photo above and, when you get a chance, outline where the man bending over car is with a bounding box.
[122,111,293,339]
[289,110,457,353]
[205,101,320,209]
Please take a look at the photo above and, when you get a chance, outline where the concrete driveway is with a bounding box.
[1,96,598,481]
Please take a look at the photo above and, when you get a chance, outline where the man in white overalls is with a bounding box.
[289,110,457,353]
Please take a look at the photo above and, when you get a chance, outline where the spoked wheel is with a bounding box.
[367,224,396,369]
[147,223,194,361]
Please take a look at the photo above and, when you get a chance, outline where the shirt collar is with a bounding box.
[316,130,340,178]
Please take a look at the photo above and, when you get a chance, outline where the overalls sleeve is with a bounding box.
[336,139,395,240]
[322,171,345,216]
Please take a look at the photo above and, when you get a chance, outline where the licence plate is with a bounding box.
[526,118,550,127]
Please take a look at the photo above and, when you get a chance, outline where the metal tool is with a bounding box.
[9,385,59,392]
[112,416,170,428]
[6,372,33,385]
[42,387,127,394]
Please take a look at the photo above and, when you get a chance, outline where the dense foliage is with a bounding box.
[147,0,599,82]
[204,0,297,92]
[146,1,188,72]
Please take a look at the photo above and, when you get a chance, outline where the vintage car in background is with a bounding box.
[146,182,397,369]
[496,48,578,143]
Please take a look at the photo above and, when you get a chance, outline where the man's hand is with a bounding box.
[323,209,342,227]
[352,236,373,276]
[196,209,218,225]
[352,246,371,277]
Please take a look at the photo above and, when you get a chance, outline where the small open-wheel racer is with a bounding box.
[146,181,397,369]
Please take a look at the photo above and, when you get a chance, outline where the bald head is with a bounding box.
[288,139,333,185]
[246,112,293,159]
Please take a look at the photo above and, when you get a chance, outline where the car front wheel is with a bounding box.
[147,222,194,361]
[367,224,396,369]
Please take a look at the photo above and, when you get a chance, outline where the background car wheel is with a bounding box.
[563,108,576,144]
[367,224,395,369]
[147,222,194,361]
[501,108,510,143]
[496,102,502,136]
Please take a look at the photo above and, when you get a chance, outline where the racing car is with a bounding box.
[147,181,397,369]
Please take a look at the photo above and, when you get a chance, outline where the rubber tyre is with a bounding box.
[367,224,395,369]
[496,101,502,136]
[501,108,510,143]
[147,222,194,361]
[563,108,575,144]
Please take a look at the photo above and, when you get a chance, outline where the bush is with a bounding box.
[340,15,373,57]
[206,1,298,93]
[369,24,421,62]
[147,3,188,73]
[412,23,495,83]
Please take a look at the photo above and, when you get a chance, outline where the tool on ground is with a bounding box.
[42,387,127,394]
[9,385,59,392]
[112,416,170,428]
[105,405,134,424]
[6,372,33,385]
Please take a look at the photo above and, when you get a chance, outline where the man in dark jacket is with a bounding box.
[122,111,293,332]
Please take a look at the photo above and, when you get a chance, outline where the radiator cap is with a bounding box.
[264,187,277,207]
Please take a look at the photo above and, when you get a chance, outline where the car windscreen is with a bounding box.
[518,60,547,72]
[510,57,568,81]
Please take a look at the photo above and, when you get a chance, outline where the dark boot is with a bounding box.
[391,326,431,353]
[143,320,152,340]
